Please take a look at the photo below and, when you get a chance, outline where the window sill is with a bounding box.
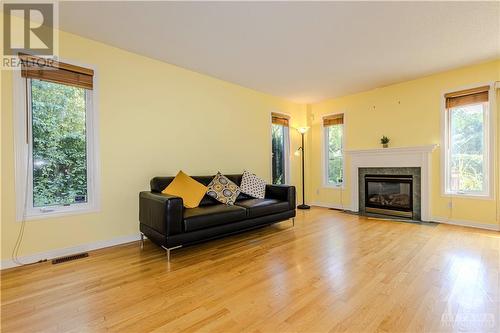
[17,205,100,222]
[442,192,494,201]
[323,183,346,190]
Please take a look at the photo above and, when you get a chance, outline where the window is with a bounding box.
[444,85,491,197]
[271,113,290,185]
[14,54,99,220]
[323,114,344,186]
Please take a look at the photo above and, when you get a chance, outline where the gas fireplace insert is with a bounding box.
[364,174,413,218]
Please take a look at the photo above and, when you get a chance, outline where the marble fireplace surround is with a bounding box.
[359,167,421,220]
[346,145,438,221]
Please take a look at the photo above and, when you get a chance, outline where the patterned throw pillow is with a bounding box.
[206,172,241,205]
[240,170,266,199]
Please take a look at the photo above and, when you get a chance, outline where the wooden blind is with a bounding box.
[19,53,94,90]
[323,114,344,126]
[272,114,289,127]
[445,85,489,109]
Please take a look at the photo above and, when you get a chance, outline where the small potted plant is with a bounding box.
[380,136,390,148]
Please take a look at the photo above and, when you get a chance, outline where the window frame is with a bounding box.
[322,112,346,189]
[269,112,291,185]
[13,63,100,221]
[441,83,495,200]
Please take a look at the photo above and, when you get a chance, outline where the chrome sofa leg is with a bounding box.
[292,217,295,226]
[140,232,145,249]
[161,245,182,262]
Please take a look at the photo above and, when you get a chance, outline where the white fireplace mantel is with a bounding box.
[346,144,438,221]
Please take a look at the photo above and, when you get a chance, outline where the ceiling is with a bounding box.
[59,1,500,103]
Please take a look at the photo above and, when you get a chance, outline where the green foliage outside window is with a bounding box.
[327,124,343,184]
[272,124,286,185]
[31,79,88,207]
[449,103,485,193]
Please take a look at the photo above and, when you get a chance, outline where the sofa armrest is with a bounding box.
[265,185,296,210]
[139,191,184,236]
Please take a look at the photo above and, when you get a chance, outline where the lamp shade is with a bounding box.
[297,126,310,134]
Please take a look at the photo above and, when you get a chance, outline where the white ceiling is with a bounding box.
[59,1,500,103]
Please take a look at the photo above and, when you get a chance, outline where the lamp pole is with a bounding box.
[297,127,310,210]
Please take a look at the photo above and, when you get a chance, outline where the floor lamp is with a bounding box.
[296,127,310,209]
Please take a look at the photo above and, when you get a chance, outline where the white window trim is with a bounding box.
[321,112,346,189]
[440,82,496,200]
[269,111,291,185]
[13,62,101,221]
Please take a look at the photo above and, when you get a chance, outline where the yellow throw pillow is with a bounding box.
[162,171,207,208]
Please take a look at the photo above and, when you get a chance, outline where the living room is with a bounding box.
[1,1,500,332]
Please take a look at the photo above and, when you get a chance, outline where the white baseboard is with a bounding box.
[310,202,499,232]
[309,201,354,211]
[1,234,141,270]
[430,216,500,231]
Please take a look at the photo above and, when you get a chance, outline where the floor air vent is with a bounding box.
[52,252,89,264]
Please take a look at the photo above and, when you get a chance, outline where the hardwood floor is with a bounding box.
[2,207,500,332]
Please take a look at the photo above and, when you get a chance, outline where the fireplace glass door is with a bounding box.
[365,175,413,218]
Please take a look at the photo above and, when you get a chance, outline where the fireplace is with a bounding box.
[358,167,421,221]
[365,175,413,218]
[348,146,436,221]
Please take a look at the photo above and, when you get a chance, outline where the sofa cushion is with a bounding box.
[206,172,241,205]
[235,198,290,218]
[198,194,220,206]
[183,204,247,232]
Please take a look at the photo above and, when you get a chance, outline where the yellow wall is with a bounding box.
[1,26,307,260]
[308,59,500,228]
[2,14,499,263]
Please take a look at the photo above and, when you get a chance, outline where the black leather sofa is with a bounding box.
[139,174,296,260]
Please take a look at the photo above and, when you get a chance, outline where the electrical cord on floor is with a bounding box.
[11,137,31,266]
[10,79,43,267]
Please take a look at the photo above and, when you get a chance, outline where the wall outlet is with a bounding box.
[448,201,452,209]
[316,188,320,195]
